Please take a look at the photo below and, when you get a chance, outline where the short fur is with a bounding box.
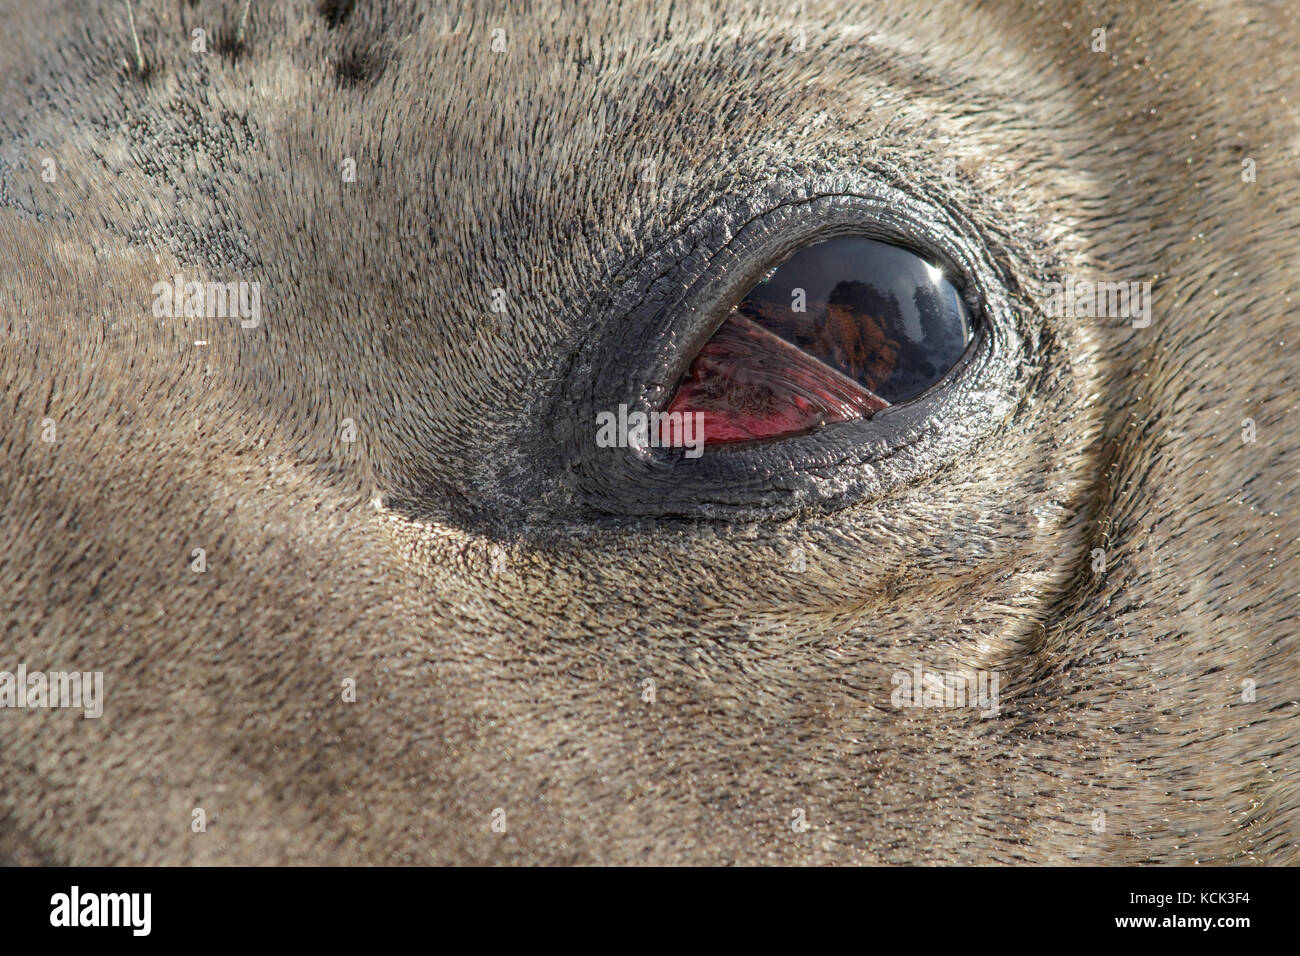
[1,0,1296,864]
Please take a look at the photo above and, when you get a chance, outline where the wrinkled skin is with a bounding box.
[0,0,1296,864]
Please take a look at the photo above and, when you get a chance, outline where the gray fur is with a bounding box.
[0,0,1296,863]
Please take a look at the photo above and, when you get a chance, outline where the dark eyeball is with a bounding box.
[663,236,972,444]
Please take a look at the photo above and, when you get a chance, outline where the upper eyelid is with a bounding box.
[637,189,992,414]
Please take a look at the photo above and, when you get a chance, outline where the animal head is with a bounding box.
[1,0,1296,864]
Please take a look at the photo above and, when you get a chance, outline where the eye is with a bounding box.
[662,237,972,446]
[522,179,1025,523]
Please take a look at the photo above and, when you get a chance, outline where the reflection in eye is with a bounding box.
[663,236,972,445]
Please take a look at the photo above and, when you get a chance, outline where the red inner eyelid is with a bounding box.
[661,312,888,445]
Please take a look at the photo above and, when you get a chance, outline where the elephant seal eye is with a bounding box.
[663,236,972,444]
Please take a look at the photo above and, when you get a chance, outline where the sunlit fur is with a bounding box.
[1,0,1296,863]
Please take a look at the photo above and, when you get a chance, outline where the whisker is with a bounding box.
[236,0,253,49]
[123,0,144,74]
